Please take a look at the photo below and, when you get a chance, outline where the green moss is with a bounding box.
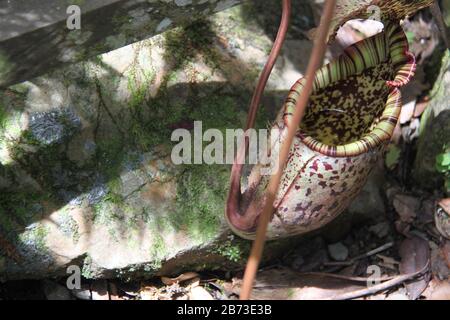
[96,136,125,180]
[0,192,50,235]
[0,102,22,144]
[0,103,6,132]
[103,190,124,206]
[287,288,295,299]
[150,233,166,260]
[435,145,450,193]
[81,254,94,279]
[65,0,86,6]
[0,51,14,77]
[58,208,80,243]
[163,20,220,75]
[127,68,156,110]
[18,223,49,252]
[92,201,116,225]
[213,238,250,263]
[169,163,228,242]
[142,260,162,274]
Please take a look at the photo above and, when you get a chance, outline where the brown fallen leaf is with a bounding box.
[393,194,420,223]
[395,220,411,237]
[140,286,159,300]
[413,98,429,118]
[399,237,431,300]
[232,268,364,300]
[186,277,201,289]
[231,266,429,300]
[430,240,450,279]
[422,279,450,300]
[376,254,400,271]
[438,198,450,213]
[418,198,435,224]
[310,0,434,41]
[436,199,450,239]
[161,272,199,286]
[188,286,214,300]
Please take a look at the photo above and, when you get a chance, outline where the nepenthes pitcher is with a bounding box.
[226,21,416,240]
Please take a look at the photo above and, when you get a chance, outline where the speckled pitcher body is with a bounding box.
[226,23,416,240]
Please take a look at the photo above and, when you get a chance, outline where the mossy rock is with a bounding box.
[414,51,450,191]
[0,4,313,280]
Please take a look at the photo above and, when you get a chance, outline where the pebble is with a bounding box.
[327,242,349,261]
[369,222,391,238]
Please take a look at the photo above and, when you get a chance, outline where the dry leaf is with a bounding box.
[418,198,435,224]
[395,220,411,237]
[187,277,201,289]
[422,279,450,300]
[436,199,450,239]
[413,98,429,118]
[377,254,400,271]
[140,286,159,300]
[430,240,450,279]
[311,0,434,41]
[438,199,450,212]
[393,194,420,223]
[188,286,214,300]
[231,268,370,300]
[161,272,199,285]
[399,237,430,300]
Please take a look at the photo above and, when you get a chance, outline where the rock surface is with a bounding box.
[0,3,315,280]
[413,51,450,191]
[327,242,349,261]
[0,0,245,87]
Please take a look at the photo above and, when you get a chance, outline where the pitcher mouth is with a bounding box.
[297,87,402,157]
[282,23,415,158]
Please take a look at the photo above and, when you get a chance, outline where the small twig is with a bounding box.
[332,261,430,300]
[323,242,394,267]
[323,261,354,267]
[301,272,396,283]
[352,242,394,261]
[322,108,345,113]
[95,80,126,138]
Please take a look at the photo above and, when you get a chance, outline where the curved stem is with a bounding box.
[239,0,337,300]
[226,0,292,234]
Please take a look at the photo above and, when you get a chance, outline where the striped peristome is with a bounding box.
[283,22,415,158]
[231,21,416,240]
